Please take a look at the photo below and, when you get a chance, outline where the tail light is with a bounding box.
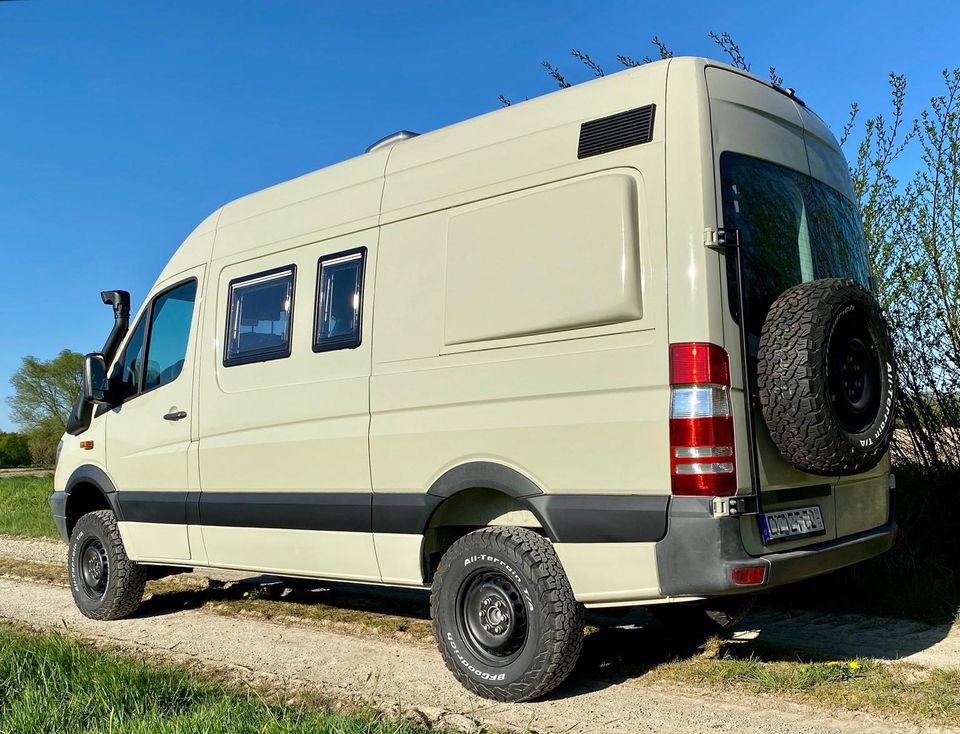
[669,343,736,496]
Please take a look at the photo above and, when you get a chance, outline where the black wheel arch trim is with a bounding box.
[64,465,124,520]
[423,461,669,544]
[426,461,544,500]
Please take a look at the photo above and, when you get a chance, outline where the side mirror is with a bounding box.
[82,353,111,405]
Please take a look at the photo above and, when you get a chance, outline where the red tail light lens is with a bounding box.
[669,343,736,496]
[669,342,730,386]
[731,565,767,586]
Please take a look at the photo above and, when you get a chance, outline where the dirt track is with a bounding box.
[0,534,957,733]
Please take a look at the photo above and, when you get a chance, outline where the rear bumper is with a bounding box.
[655,496,896,597]
[50,491,69,543]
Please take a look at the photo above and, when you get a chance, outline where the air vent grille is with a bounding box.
[577,104,656,159]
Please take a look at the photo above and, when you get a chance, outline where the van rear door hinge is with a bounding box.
[712,495,758,517]
[704,227,739,250]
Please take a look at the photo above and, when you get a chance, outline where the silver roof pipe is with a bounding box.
[366,130,419,154]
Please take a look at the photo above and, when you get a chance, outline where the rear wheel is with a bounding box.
[431,527,584,702]
[69,510,147,621]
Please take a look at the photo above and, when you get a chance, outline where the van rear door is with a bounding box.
[707,66,863,554]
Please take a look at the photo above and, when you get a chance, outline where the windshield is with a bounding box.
[720,152,871,341]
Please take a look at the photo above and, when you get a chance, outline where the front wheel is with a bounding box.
[431,526,584,702]
[69,510,147,620]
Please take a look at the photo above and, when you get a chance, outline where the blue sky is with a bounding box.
[1,0,957,431]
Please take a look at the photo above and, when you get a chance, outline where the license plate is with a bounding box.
[759,505,826,543]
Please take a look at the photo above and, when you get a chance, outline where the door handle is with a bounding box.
[163,410,188,421]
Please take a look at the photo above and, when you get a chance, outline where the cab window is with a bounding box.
[110,279,198,401]
[143,280,198,390]
[113,316,147,401]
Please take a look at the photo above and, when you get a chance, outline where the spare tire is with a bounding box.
[757,278,896,476]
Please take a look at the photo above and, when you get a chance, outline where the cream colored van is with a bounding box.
[54,56,897,702]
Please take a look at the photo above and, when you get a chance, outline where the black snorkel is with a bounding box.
[65,290,130,436]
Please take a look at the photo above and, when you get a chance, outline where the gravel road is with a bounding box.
[0,578,927,734]
[0,534,956,733]
[2,535,955,670]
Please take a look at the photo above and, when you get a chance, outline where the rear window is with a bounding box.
[720,152,870,341]
[224,266,295,366]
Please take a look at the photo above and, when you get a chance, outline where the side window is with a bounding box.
[224,266,295,366]
[314,249,365,352]
[112,316,147,401]
[143,280,198,391]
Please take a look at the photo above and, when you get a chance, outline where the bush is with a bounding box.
[25,420,62,468]
[0,433,31,468]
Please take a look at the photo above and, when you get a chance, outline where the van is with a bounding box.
[53,56,897,702]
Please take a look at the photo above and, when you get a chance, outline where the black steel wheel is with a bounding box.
[826,314,883,434]
[77,535,109,601]
[456,570,529,666]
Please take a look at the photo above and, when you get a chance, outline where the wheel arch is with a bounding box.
[64,465,122,538]
[420,461,549,582]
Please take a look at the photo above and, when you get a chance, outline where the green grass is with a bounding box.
[649,651,960,724]
[0,476,58,539]
[0,623,452,734]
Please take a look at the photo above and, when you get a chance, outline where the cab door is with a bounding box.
[106,267,204,561]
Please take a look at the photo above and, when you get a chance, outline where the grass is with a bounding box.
[647,647,960,725]
[3,557,960,725]
[0,557,67,585]
[0,623,454,734]
[209,584,434,643]
[0,475,58,539]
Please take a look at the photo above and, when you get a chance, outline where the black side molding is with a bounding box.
[197,491,371,533]
[98,471,671,544]
[526,493,670,543]
[577,104,656,159]
[373,492,443,535]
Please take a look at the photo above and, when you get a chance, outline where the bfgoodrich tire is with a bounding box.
[431,527,584,702]
[757,278,896,476]
[69,510,147,621]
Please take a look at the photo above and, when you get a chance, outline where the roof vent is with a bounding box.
[366,130,419,154]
